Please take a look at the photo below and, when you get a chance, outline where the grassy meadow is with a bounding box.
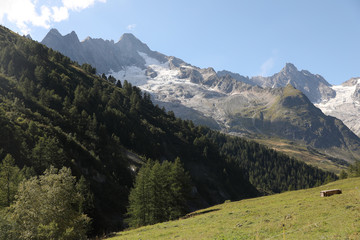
[109,177,360,239]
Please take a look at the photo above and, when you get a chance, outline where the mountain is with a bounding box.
[41,29,83,62]
[315,77,360,136]
[41,29,167,75]
[41,29,360,168]
[0,25,339,235]
[218,63,335,103]
[219,67,360,138]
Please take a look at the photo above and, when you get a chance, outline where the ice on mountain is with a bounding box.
[138,52,161,66]
[108,66,148,86]
[315,80,360,135]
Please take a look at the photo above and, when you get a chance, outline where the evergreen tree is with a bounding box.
[0,154,23,207]
[127,159,191,228]
[34,65,47,83]
[31,136,66,173]
[116,80,122,88]
[81,63,96,74]
[76,176,94,214]
[127,160,153,227]
[149,161,167,223]
[169,157,191,219]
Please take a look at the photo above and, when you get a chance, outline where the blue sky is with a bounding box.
[1,0,359,85]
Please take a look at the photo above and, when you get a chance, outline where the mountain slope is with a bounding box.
[40,29,360,167]
[315,78,360,136]
[109,177,360,240]
[0,25,338,234]
[108,50,360,165]
[220,68,360,138]
[1,26,256,231]
[222,84,360,165]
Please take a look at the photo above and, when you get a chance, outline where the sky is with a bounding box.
[0,0,359,85]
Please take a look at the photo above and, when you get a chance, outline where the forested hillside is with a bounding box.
[0,25,336,236]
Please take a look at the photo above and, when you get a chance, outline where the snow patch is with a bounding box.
[107,52,198,93]
[138,51,161,66]
[108,66,148,86]
[316,82,360,135]
[107,51,231,126]
[316,84,358,110]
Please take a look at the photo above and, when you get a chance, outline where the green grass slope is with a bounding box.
[110,177,360,239]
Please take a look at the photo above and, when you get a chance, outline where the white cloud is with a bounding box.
[0,0,51,34]
[62,0,106,11]
[127,24,136,30]
[52,6,69,22]
[259,57,275,77]
[0,0,106,34]
[258,49,279,77]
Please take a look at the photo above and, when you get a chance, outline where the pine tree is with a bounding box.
[149,161,167,223]
[127,160,153,227]
[34,65,47,83]
[116,80,122,88]
[127,159,191,228]
[169,157,191,220]
[0,154,23,207]
[31,136,66,173]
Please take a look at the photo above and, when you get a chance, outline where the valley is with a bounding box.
[0,25,338,236]
[0,1,358,239]
[41,29,360,169]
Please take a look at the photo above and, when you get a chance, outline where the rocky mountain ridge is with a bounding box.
[41,29,167,74]
[218,63,335,103]
[41,29,360,165]
[218,67,360,137]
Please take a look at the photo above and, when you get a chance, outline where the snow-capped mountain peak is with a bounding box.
[41,29,360,152]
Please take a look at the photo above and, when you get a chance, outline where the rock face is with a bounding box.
[218,69,360,138]
[41,29,360,163]
[219,63,335,103]
[217,67,360,137]
[41,29,167,74]
[352,81,360,100]
[42,29,84,63]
